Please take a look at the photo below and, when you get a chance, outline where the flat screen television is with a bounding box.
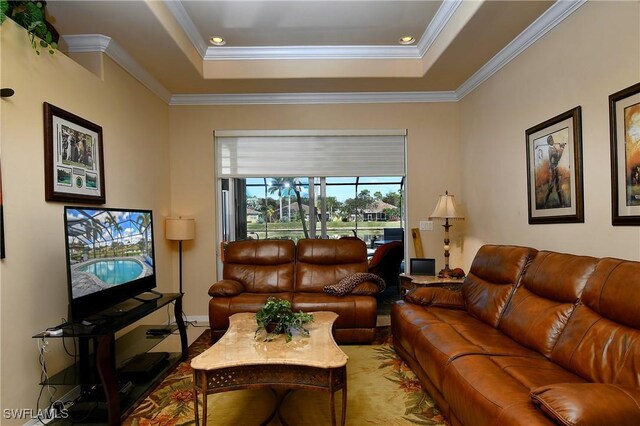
[64,206,157,323]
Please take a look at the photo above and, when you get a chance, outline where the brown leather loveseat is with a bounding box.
[391,244,640,425]
[209,238,381,344]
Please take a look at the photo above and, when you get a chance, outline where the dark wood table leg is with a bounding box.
[193,371,200,426]
[95,333,120,426]
[174,295,188,360]
[341,376,347,426]
[200,373,208,425]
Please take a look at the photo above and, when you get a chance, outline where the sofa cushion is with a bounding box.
[412,310,545,392]
[292,292,376,329]
[442,355,584,426]
[222,239,295,293]
[531,383,640,426]
[295,238,368,292]
[550,258,640,387]
[462,245,537,328]
[498,251,598,358]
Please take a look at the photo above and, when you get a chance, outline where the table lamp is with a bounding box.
[429,191,464,278]
[165,217,195,294]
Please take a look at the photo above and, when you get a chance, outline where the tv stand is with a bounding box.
[33,293,187,426]
[99,297,146,317]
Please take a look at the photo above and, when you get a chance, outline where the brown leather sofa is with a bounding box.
[391,244,640,425]
[209,238,381,344]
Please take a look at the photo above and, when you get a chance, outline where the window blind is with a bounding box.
[215,130,406,178]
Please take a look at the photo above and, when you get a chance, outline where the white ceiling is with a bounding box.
[43,0,585,103]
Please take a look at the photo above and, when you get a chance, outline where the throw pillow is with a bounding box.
[324,273,386,296]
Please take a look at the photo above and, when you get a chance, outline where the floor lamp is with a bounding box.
[165,217,195,294]
[429,191,464,278]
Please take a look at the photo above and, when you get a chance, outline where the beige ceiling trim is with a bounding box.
[202,58,424,79]
[63,0,585,106]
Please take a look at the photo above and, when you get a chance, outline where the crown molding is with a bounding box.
[203,45,421,60]
[164,0,448,61]
[170,91,459,106]
[416,0,463,57]
[61,34,111,52]
[455,0,586,100]
[162,0,208,57]
[63,35,172,103]
[62,0,585,107]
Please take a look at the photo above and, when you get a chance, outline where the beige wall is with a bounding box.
[4,0,637,419]
[169,103,462,315]
[459,1,640,266]
[0,21,171,421]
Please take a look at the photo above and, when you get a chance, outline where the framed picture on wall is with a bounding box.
[525,106,584,224]
[609,82,640,225]
[44,102,105,204]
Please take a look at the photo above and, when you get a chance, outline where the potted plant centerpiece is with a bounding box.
[255,297,314,342]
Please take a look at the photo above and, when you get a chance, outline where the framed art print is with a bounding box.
[44,102,105,204]
[609,82,640,225]
[525,106,584,224]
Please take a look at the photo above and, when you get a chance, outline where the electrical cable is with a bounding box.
[35,337,59,425]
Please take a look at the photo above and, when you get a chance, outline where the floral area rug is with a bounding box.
[123,328,447,426]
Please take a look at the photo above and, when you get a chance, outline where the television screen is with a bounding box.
[64,207,156,322]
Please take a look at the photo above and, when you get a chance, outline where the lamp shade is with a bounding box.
[429,191,464,220]
[165,218,195,241]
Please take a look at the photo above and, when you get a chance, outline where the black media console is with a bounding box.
[33,293,188,425]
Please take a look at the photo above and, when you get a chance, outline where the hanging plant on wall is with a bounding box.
[0,0,59,54]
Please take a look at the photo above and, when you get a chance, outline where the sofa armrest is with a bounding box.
[350,281,381,296]
[404,287,465,309]
[208,279,245,297]
[531,383,640,426]
[323,272,385,296]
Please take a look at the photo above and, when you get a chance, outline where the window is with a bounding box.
[215,130,406,248]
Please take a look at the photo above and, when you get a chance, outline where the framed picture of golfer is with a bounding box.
[610,82,640,226]
[44,102,105,204]
[525,106,584,224]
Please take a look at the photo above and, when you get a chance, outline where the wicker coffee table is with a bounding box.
[191,311,348,426]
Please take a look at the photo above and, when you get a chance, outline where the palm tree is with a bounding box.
[267,177,287,222]
[291,178,309,238]
[268,177,309,238]
[135,212,152,256]
[82,219,103,259]
[104,213,124,256]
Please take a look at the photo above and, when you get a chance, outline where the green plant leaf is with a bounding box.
[0,0,9,24]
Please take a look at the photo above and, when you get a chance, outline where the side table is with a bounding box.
[399,274,465,297]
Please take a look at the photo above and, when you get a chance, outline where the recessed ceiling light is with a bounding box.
[209,36,226,46]
[398,36,415,45]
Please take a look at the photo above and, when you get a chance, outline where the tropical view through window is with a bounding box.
[228,176,404,247]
